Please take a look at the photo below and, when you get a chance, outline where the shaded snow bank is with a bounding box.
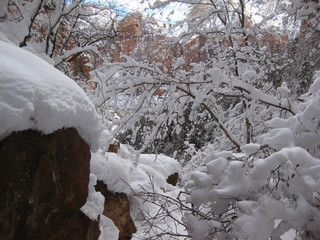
[0,40,102,150]
[88,145,183,239]
[91,145,180,194]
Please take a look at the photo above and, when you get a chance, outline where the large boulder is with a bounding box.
[0,128,100,240]
[0,38,103,239]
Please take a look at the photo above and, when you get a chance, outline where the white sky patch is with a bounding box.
[109,0,190,23]
[146,2,190,23]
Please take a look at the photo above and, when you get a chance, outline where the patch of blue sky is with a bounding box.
[113,6,129,18]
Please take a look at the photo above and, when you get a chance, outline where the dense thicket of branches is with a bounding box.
[0,0,119,81]
[92,0,319,157]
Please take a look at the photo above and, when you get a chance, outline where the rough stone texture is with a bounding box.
[107,142,120,154]
[95,180,136,240]
[166,172,179,186]
[0,128,100,240]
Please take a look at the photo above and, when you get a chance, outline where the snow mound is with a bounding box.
[89,147,183,239]
[0,40,102,150]
[91,148,180,194]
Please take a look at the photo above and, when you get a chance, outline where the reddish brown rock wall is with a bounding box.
[0,128,100,240]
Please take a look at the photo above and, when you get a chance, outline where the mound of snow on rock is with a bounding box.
[0,40,102,150]
[89,144,183,239]
[91,145,180,194]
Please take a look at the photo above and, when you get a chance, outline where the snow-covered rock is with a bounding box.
[90,148,182,239]
[0,40,102,151]
[91,149,180,194]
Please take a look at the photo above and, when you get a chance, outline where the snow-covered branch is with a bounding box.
[53,45,96,66]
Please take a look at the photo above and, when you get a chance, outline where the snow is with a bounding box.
[187,145,320,238]
[190,171,213,188]
[207,68,225,85]
[3,3,320,238]
[80,174,104,220]
[138,153,180,178]
[240,143,260,154]
[91,146,180,194]
[89,145,183,239]
[259,73,320,156]
[205,151,233,163]
[267,117,290,128]
[308,72,320,94]
[0,40,102,151]
[259,128,295,150]
[0,0,8,20]
[184,72,320,239]
[206,157,229,180]
[277,82,291,97]
[185,214,222,239]
[234,196,285,240]
[98,215,119,240]
[174,57,186,69]
[0,22,28,46]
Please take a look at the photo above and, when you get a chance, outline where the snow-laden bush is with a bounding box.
[185,72,320,239]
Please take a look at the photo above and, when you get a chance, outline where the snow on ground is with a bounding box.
[91,144,180,194]
[0,40,102,151]
[90,144,186,239]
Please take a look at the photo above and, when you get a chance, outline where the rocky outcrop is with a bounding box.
[166,172,179,186]
[95,180,136,240]
[0,128,100,240]
[107,141,120,154]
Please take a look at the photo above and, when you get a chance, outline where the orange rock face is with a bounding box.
[107,13,289,75]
